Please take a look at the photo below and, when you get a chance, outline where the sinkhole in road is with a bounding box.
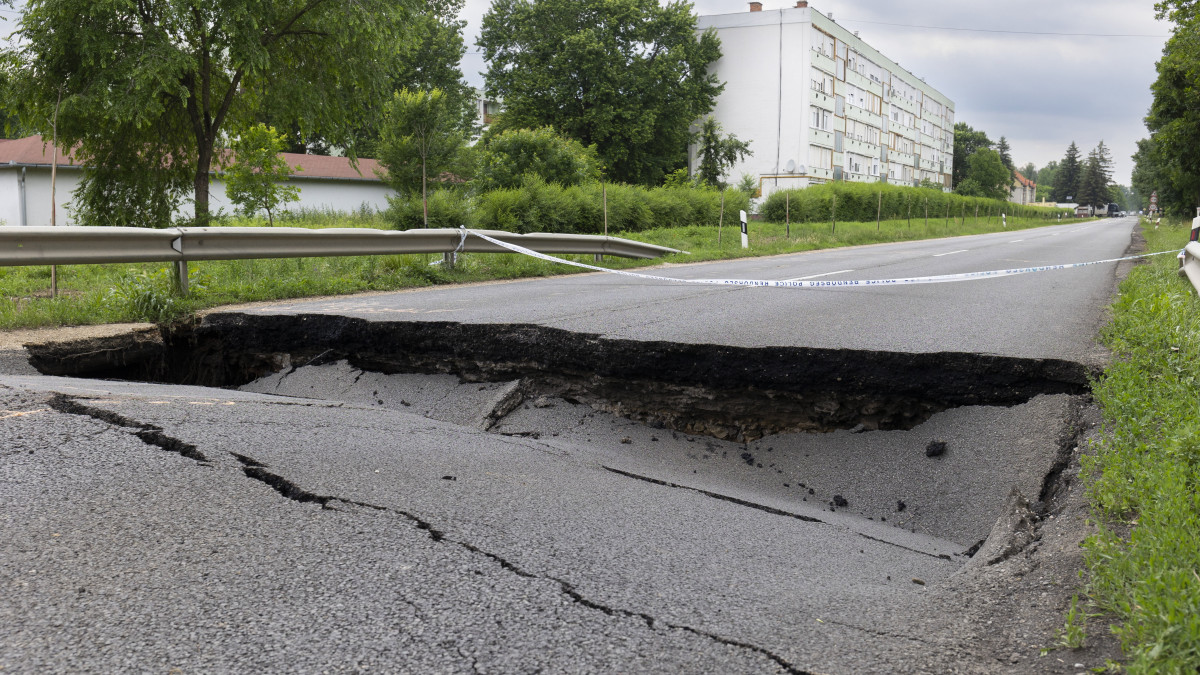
[27,311,1097,550]
[28,312,1095,441]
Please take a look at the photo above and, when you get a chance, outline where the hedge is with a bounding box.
[762,182,1072,224]
[386,180,751,234]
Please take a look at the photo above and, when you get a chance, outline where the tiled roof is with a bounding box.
[0,135,383,182]
[1013,171,1035,188]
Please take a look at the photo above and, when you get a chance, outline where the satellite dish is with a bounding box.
[785,159,796,173]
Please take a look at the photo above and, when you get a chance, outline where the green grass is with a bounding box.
[1083,217,1200,673]
[0,210,1080,329]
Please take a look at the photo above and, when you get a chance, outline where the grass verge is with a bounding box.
[0,212,1079,329]
[1084,217,1200,672]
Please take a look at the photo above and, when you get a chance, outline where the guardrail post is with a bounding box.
[173,260,189,296]
[442,252,456,269]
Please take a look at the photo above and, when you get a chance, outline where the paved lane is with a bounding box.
[233,218,1138,363]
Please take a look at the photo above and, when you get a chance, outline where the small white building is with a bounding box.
[0,135,394,226]
[690,1,955,198]
[1010,171,1036,205]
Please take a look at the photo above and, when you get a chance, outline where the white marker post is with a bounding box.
[740,210,748,249]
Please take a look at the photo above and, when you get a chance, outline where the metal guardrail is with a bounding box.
[0,226,682,266]
[1178,242,1200,292]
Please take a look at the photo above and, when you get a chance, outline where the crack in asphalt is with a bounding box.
[602,466,825,524]
[48,394,209,462]
[821,617,939,648]
[605,466,971,562]
[234,453,810,674]
[42,393,810,672]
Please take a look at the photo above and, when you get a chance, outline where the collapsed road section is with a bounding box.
[8,310,1111,671]
[26,312,1095,442]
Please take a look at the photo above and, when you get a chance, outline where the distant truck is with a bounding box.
[1106,203,1120,217]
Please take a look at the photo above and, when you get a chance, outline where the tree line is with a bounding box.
[1132,1,1199,217]
[951,123,1130,209]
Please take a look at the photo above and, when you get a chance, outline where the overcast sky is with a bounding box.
[459,0,1171,185]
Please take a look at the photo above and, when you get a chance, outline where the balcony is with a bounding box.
[844,69,882,96]
[845,105,881,128]
[809,89,834,111]
[811,50,835,74]
[809,128,834,148]
[889,95,919,116]
[844,137,880,157]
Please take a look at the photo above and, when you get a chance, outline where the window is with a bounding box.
[866,92,882,115]
[844,84,867,110]
[891,133,913,154]
[809,145,833,170]
[811,72,833,94]
[845,152,866,174]
[845,120,880,145]
[810,107,831,131]
[812,28,834,57]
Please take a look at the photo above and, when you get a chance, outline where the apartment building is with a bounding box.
[691,1,955,198]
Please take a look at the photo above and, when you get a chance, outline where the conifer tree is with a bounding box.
[1053,142,1083,202]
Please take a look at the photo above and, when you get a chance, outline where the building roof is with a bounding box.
[0,135,383,182]
[1013,171,1035,188]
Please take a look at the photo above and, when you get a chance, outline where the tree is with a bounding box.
[955,148,1010,199]
[1077,141,1114,208]
[283,0,477,157]
[1053,142,1083,202]
[223,124,300,227]
[378,89,466,227]
[475,126,601,191]
[4,0,410,226]
[996,136,1015,175]
[479,0,723,186]
[1131,136,1186,215]
[1018,162,1037,181]
[695,117,751,188]
[1140,7,1200,214]
[952,123,992,187]
[1037,160,1059,188]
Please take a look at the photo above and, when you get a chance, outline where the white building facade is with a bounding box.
[0,136,394,227]
[691,2,955,199]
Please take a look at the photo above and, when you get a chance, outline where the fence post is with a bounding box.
[173,260,189,296]
[876,191,882,230]
[832,193,837,234]
[717,190,725,247]
[924,198,928,229]
[786,191,791,238]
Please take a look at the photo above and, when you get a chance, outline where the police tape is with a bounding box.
[466,229,1178,289]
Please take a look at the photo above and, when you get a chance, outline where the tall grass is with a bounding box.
[1084,217,1200,672]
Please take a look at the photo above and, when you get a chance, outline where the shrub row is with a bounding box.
[761,182,1072,223]
[385,179,751,234]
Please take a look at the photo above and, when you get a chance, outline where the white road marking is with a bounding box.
[783,269,855,281]
[932,249,968,257]
[1009,239,1025,243]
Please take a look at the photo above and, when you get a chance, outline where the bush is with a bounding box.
[761,182,1072,223]
[385,190,475,230]
[475,126,601,191]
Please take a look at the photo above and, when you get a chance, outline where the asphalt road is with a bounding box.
[233,217,1140,364]
[1,218,1137,673]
